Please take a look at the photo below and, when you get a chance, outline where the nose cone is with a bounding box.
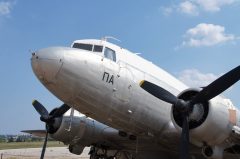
[31,47,64,83]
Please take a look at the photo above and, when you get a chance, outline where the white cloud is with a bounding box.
[196,0,236,12]
[182,23,236,47]
[177,69,236,98]
[178,69,219,87]
[0,1,13,16]
[162,0,238,16]
[179,1,199,16]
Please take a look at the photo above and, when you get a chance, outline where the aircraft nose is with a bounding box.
[31,47,64,83]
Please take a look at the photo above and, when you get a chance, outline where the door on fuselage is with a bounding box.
[114,62,133,103]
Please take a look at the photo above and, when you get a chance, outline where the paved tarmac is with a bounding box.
[0,147,90,159]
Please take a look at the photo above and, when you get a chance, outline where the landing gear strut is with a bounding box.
[88,146,135,159]
[89,146,115,159]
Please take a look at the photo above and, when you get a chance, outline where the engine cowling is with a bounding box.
[171,88,235,147]
[48,110,121,155]
[49,114,92,145]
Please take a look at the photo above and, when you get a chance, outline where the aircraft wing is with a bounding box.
[21,130,47,138]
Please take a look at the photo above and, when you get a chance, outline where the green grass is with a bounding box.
[0,141,66,150]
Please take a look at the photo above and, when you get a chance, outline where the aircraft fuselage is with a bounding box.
[31,39,240,158]
[31,39,187,137]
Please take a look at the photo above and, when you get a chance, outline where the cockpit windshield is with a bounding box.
[93,45,103,52]
[72,43,103,53]
[72,43,93,51]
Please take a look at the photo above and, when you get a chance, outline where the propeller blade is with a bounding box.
[40,130,48,159]
[32,100,49,118]
[180,115,189,159]
[191,65,240,104]
[140,80,178,105]
[51,104,70,118]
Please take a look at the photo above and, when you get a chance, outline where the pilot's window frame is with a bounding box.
[104,47,116,62]
[93,45,103,53]
[72,43,93,51]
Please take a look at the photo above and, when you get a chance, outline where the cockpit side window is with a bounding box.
[104,47,116,62]
[72,43,93,51]
[93,45,103,52]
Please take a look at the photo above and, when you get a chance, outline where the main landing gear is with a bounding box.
[89,146,129,159]
[89,146,112,159]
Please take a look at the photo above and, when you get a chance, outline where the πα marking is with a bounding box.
[102,72,114,85]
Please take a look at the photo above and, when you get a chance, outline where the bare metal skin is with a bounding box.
[29,39,240,159]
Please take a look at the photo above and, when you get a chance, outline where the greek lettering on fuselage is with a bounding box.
[102,72,114,85]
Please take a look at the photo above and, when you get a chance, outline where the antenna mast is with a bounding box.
[102,36,121,42]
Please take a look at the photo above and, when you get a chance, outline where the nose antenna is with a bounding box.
[101,36,121,42]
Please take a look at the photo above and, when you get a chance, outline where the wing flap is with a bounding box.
[21,130,47,138]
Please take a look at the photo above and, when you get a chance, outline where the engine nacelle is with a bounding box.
[171,89,236,147]
[48,109,121,155]
[49,114,91,145]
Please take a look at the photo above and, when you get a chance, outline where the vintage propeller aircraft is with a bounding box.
[27,37,240,159]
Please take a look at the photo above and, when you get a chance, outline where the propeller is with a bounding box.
[32,100,70,159]
[140,65,240,159]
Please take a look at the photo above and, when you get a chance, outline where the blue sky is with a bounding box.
[0,0,239,134]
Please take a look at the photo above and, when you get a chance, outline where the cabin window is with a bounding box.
[93,45,103,52]
[104,47,116,62]
[72,43,93,51]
